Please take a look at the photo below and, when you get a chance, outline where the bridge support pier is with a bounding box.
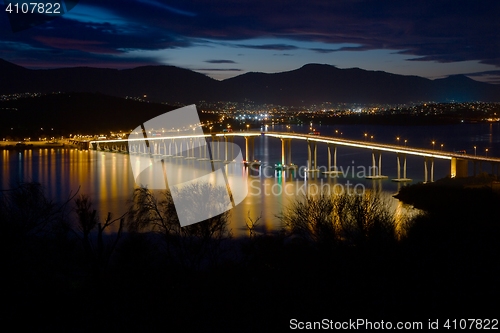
[450,157,468,178]
[209,135,222,162]
[424,157,434,183]
[165,139,173,157]
[197,137,209,161]
[244,136,255,162]
[162,140,171,157]
[224,135,234,163]
[392,153,412,182]
[307,140,318,172]
[366,150,388,179]
[323,144,341,175]
[171,139,183,158]
[281,138,292,166]
[185,138,197,160]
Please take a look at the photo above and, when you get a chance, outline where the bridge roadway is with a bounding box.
[87,131,500,182]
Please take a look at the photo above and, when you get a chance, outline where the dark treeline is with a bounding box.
[1,181,498,332]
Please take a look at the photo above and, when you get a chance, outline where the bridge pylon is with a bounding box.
[365,150,388,179]
[424,157,434,183]
[244,136,255,162]
[323,143,342,176]
[307,140,319,172]
[223,135,235,163]
[392,153,412,182]
[281,138,292,165]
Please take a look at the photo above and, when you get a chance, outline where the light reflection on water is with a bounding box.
[2,122,498,236]
[1,147,420,237]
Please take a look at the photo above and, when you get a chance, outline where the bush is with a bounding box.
[127,183,232,270]
[279,190,402,248]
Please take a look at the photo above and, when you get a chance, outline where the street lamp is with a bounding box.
[474,146,476,156]
[486,148,489,157]
[370,135,374,141]
[209,126,213,133]
[440,144,444,151]
[246,124,249,131]
[364,133,368,140]
[432,141,435,150]
[396,137,400,145]
[404,139,407,146]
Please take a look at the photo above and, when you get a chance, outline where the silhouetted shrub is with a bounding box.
[280,190,401,248]
[127,184,232,270]
[73,194,124,280]
[0,182,69,238]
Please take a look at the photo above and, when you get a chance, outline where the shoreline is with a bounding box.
[393,174,500,212]
[0,140,79,150]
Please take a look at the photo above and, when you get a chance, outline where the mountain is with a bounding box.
[0,92,178,134]
[1,59,499,104]
[0,61,220,104]
[431,74,499,102]
[220,64,433,104]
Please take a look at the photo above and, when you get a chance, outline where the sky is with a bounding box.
[1,0,499,83]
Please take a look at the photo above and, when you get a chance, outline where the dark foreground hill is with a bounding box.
[1,59,500,105]
[1,182,498,331]
[0,92,179,136]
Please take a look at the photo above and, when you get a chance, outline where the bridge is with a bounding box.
[86,131,500,183]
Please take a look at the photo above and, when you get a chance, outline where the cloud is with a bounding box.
[0,0,499,70]
[234,43,299,51]
[33,36,120,54]
[461,70,500,77]
[309,48,338,54]
[204,59,236,64]
[462,70,500,84]
[136,0,197,17]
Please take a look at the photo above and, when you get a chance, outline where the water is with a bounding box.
[1,123,499,236]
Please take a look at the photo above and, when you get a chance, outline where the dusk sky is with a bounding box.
[1,0,499,83]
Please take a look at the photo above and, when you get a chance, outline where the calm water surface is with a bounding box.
[2,123,499,236]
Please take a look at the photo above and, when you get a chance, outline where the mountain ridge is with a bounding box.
[1,59,499,105]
